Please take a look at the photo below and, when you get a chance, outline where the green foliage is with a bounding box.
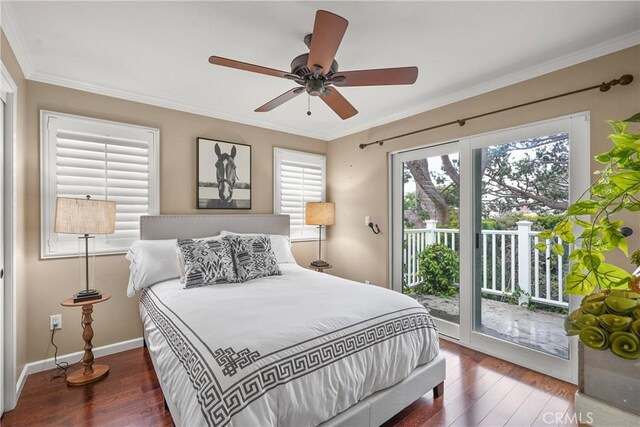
[481,134,569,215]
[539,114,640,295]
[403,135,570,230]
[415,244,459,297]
[403,192,429,229]
[479,213,564,235]
[503,285,532,308]
[630,249,640,267]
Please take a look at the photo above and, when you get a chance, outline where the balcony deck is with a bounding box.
[408,294,569,359]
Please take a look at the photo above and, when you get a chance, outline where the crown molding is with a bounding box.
[325,30,640,141]
[0,1,34,78]
[28,70,330,140]
[3,1,638,143]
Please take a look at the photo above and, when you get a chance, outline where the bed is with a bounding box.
[134,214,445,427]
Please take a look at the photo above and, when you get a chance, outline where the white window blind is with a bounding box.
[41,110,159,258]
[274,148,326,241]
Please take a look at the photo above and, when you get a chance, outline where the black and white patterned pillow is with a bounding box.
[177,238,238,288]
[226,235,281,282]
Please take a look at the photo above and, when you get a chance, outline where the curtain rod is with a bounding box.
[358,74,634,150]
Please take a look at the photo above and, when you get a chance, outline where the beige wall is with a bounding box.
[6,33,640,367]
[24,82,326,361]
[327,46,640,288]
[1,31,28,382]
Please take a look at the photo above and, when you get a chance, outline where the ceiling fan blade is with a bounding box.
[255,88,304,112]
[209,56,289,79]
[332,67,419,86]
[320,88,358,120]
[307,10,348,75]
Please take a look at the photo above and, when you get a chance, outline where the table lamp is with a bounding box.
[305,202,335,268]
[55,196,116,303]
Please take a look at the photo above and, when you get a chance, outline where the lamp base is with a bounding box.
[310,260,330,268]
[73,289,102,303]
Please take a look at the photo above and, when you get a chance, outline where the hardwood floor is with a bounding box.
[1,339,577,426]
[2,347,173,427]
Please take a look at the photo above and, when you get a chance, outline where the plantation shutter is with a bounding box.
[274,148,326,240]
[41,111,159,257]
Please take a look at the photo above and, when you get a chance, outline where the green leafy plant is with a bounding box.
[536,113,640,359]
[630,249,640,267]
[415,244,459,297]
[536,113,640,296]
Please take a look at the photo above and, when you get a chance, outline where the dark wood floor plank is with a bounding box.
[478,410,509,427]
[505,388,553,427]
[531,395,573,427]
[490,380,536,420]
[449,374,522,427]
[2,339,577,427]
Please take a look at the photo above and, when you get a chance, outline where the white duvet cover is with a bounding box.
[140,264,439,427]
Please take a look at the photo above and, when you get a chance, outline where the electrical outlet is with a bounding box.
[50,314,62,330]
[364,280,371,284]
[365,216,371,226]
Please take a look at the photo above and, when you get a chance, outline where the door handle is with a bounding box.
[1,268,4,279]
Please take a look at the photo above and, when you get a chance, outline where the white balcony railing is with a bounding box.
[404,220,569,308]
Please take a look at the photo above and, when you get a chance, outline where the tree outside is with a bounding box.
[403,133,570,310]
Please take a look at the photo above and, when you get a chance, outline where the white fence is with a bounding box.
[404,220,569,308]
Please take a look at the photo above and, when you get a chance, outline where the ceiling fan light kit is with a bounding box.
[208,10,419,120]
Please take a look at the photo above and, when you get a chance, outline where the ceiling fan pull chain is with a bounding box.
[307,94,312,116]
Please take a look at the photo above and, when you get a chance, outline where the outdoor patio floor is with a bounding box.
[408,294,569,359]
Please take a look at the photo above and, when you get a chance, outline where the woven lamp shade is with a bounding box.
[55,197,117,235]
[305,202,335,226]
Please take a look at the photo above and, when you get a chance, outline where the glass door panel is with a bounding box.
[472,132,571,359]
[392,143,461,338]
[392,114,587,382]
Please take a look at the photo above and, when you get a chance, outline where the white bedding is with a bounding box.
[140,264,439,427]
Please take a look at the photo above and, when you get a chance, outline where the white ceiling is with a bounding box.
[3,1,639,140]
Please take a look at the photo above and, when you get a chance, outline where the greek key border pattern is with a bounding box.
[143,290,436,426]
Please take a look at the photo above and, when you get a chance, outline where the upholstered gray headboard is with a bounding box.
[140,215,290,240]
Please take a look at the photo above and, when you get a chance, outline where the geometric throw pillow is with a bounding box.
[177,238,238,288]
[176,235,221,283]
[225,235,281,282]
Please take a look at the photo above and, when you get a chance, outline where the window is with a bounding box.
[273,148,326,241]
[41,110,159,258]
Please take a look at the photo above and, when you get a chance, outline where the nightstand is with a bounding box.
[310,263,332,273]
[60,293,111,386]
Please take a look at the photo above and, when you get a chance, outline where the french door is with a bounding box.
[391,142,462,339]
[391,113,589,383]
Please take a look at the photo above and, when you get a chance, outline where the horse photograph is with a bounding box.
[197,138,251,209]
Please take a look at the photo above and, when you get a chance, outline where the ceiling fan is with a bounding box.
[208,10,418,120]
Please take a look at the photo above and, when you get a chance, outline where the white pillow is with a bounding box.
[126,239,180,297]
[219,231,297,264]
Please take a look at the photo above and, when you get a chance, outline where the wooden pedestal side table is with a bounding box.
[60,293,111,386]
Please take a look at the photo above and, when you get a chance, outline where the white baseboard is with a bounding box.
[575,391,640,426]
[15,365,27,404]
[24,337,144,376]
[14,337,144,405]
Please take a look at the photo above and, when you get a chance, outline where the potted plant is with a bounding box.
[538,113,640,359]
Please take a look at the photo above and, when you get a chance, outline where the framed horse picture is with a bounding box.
[197,137,251,209]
